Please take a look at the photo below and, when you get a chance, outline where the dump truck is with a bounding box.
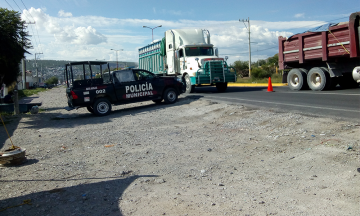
[278,12,360,91]
[138,29,236,93]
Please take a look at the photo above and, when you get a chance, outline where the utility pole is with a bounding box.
[110,49,123,69]
[22,22,35,89]
[240,18,251,78]
[14,21,36,115]
[35,53,43,85]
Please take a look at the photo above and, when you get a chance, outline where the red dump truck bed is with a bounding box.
[278,12,360,91]
[279,12,360,70]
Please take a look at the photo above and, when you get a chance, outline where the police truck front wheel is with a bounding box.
[163,88,178,104]
[93,98,112,116]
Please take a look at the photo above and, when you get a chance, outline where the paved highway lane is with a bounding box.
[189,86,360,121]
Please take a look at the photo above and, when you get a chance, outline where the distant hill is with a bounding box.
[24,60,138,72]
[23,60,138,82]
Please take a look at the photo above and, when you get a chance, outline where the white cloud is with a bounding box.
[58,10,73,17]
[54,26,107,45]
[22,7,107,45]
[21,7,329,63]
[294,13,305,18]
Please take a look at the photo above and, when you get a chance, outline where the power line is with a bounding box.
[222,15,352,57]
[4,0,15,10]
[20,0,44,55]
[11,0,40,54]
[223,46,278,56]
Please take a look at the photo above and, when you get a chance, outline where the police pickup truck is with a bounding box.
[65,61,183,116]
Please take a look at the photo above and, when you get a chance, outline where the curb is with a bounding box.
[228,83,288,87]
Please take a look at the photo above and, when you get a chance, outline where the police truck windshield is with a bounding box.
[185,47,214,56]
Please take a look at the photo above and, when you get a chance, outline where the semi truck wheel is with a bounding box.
[163,88,178,104]
[93,98,112,116]
[183,74,195,94]
[86,105,94,114]
[287,69,307,90]
[307,67,330,91]
[216,82,228,92]
[339,73,359,89]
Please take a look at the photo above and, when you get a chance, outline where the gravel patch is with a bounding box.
[0,86,359,216]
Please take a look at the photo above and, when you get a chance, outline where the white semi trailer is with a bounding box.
[139,29,236,93]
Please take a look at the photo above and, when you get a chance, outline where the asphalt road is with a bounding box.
[189,85,360,122]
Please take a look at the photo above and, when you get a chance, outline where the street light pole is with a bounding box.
[143,25,162,42]
[110,49,123,69]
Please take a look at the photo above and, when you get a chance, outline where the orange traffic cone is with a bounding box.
[267,77,274,92]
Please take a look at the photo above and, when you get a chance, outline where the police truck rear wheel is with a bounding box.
[163,88,178,104]
[93,98,112,116]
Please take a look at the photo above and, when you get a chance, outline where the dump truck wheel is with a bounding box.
[307,67,330,91]
[287,69,307,90]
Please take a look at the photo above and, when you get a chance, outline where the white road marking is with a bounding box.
[204,96,360,113]
[279,91,360,96]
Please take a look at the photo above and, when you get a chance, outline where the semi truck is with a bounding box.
[138,29,236,93]
[278,12,360,91]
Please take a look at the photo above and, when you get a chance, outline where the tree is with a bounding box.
[230,60,249,77]
[0,8,32,87]
[45,76,58,85]
[267,53,279,67]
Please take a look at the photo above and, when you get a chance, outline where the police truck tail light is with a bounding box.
[70,91,78,99]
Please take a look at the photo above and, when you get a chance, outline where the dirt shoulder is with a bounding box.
[0,87,359,216]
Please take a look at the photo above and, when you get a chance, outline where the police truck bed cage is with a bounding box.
[64,61,111,88]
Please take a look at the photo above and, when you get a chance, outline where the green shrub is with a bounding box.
[251,67,272,79]
[18,88,47,98]
[45,76,58,85]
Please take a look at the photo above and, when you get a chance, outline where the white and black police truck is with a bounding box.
[64,61,183,116]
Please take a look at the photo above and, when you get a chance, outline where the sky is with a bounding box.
[1,0,359,64]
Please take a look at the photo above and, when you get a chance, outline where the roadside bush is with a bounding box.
[251,67,272,79]
[45,76,58,85]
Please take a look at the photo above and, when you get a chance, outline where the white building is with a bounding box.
[17,71,36,90]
